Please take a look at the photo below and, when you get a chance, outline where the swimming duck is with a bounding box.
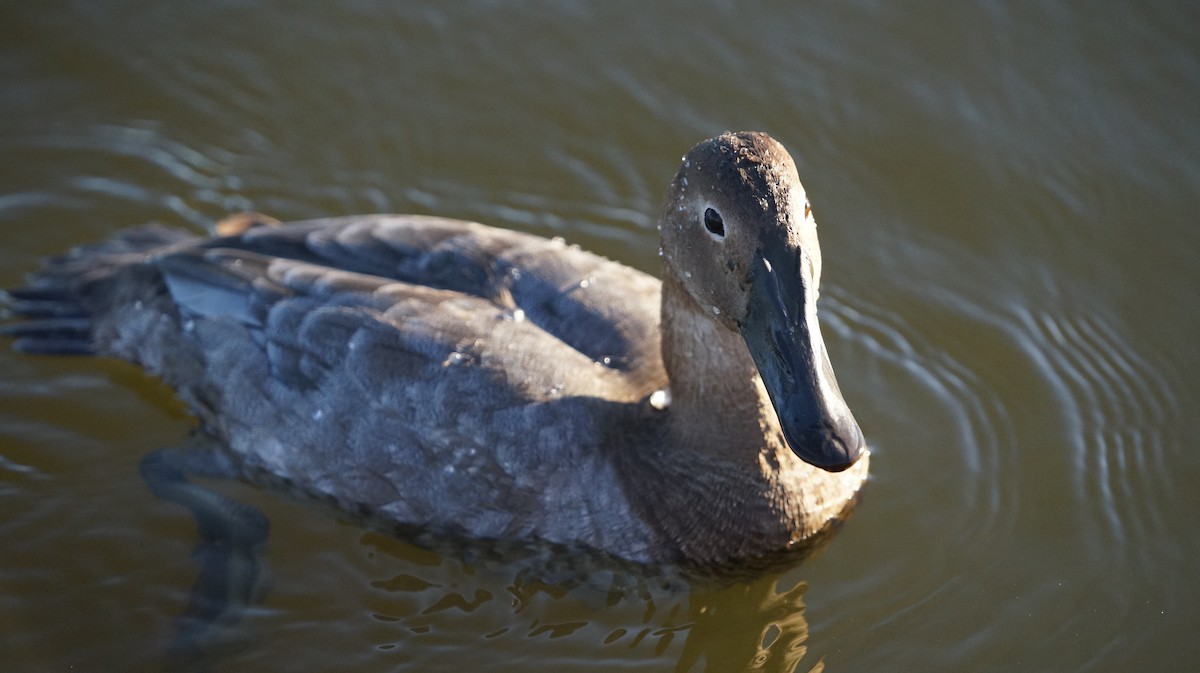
[4,131,868,565]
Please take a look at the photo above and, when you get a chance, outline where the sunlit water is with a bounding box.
[2,2,1197,671]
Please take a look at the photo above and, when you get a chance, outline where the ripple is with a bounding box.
[3,123,252,228]
[812,237,1187,668]
[1010,301,1176,554]
[65,124,224,185]
[824,283,1015,534]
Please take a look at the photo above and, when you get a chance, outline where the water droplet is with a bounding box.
[684,271,692,279]
[711,306,721,316]
[579,277,594,289]
[442,352,467,367]
[183,319,195,332]
[680,177,688,187]
[312,408,324,421]
[134,300,143,310]
[601,356,612,366]
[649,389,671,410]
[509,267,522,280]
[763,258,773,273]
[507,308,526,323]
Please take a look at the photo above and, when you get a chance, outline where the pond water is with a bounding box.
[2,2,1197,671]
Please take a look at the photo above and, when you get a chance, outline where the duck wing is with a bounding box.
[186,215,666,390]
[4,215,673,543]
[5,216,667,543]
[147,216,669,540]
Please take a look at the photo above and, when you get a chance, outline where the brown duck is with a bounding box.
[4,131,868,565]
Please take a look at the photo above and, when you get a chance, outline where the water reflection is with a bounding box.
[151,485,835,673]
[357,532,827,673]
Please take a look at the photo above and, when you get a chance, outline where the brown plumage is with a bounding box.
[3,132,868,565]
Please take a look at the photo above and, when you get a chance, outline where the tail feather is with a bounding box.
[3,223,197,356]
[4,287,90,319]
[2,315,94,354]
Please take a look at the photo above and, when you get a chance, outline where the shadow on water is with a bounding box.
[140,433,836,673]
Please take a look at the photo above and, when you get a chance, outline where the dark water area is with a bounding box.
[1,2,1197,671]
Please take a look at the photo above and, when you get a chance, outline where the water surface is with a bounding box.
[2,2,1198,671]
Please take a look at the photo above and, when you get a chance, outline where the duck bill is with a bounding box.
[738,249,865,472]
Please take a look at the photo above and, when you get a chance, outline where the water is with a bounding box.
[2,1,1198,671]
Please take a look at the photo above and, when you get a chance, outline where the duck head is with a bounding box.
[659,131,865,472]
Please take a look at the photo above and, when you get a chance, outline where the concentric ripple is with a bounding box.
[1010,300,1178,556]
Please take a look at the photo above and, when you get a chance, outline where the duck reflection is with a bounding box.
[346,531,831,672]
[149,471,836,673]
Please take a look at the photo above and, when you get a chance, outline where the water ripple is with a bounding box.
[1011,301,1176,555]
[822,280,1017,556]
[3,123,254,228]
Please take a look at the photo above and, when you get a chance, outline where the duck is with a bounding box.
[3,131,868,566]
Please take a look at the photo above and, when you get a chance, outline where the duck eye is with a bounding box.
[703,207,725,238]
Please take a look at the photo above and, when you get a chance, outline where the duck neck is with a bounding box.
[624,271,869,564]
[658,271,779,462]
